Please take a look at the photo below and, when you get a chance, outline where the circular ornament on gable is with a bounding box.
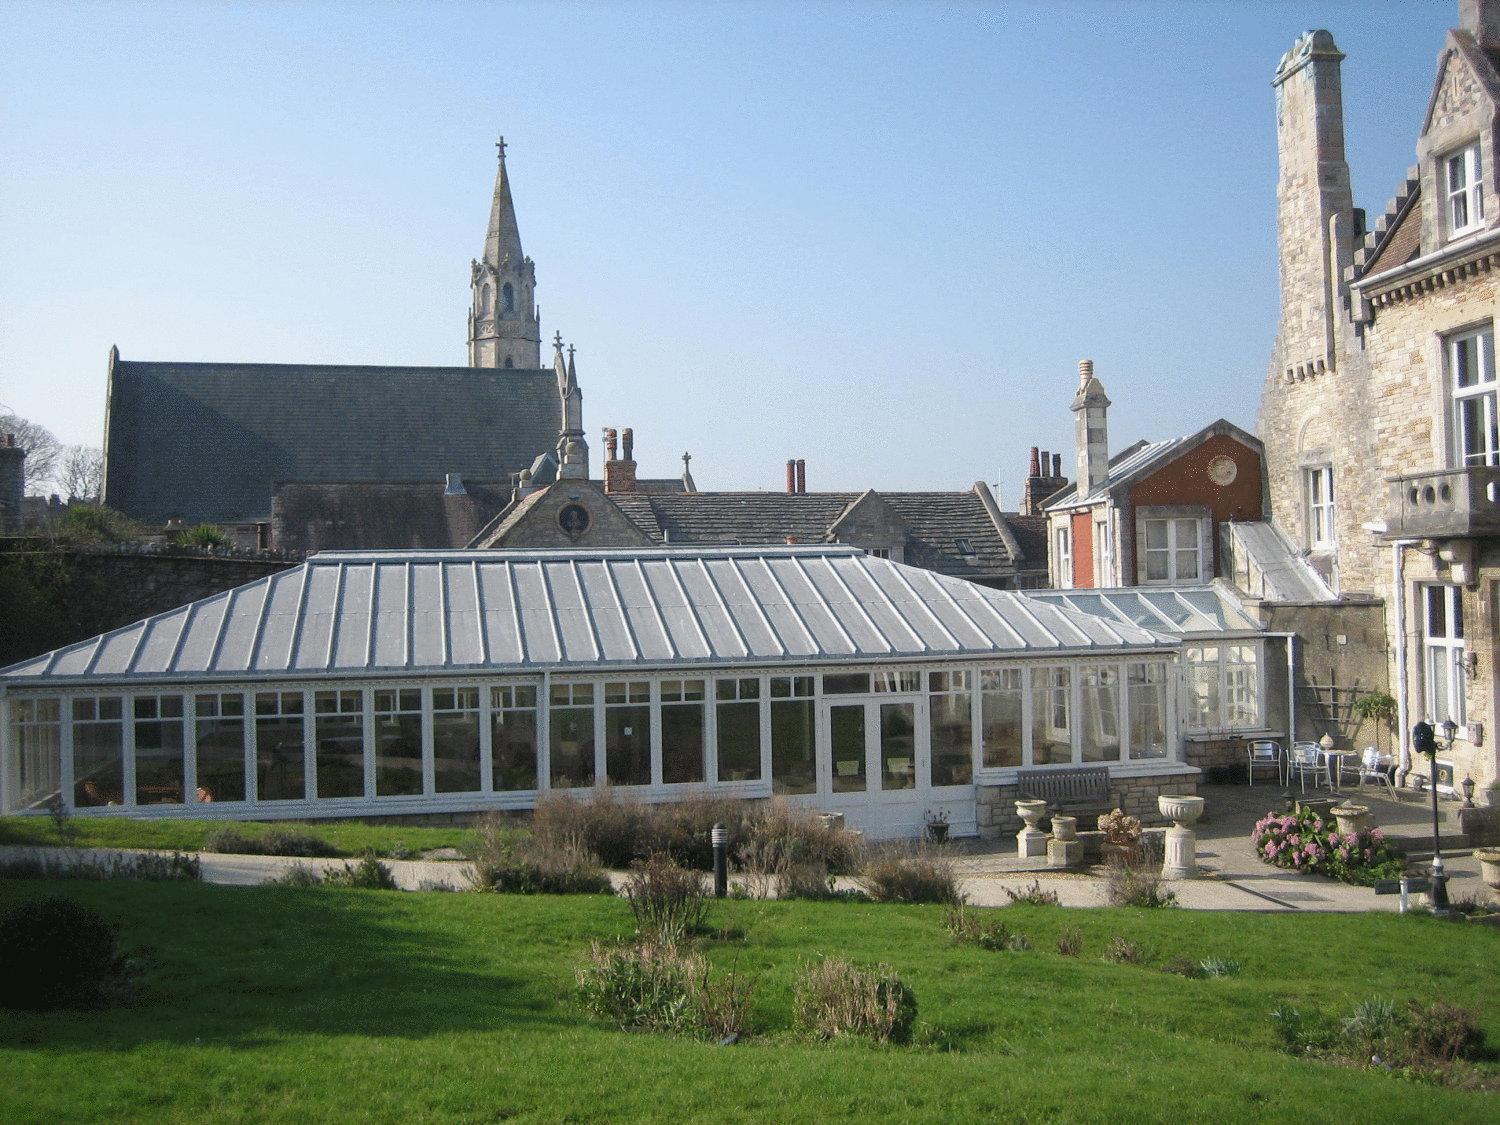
[558,503,591,538]
[1207,456,1238,487]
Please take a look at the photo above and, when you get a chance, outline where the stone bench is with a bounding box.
[1016,766,1118,824]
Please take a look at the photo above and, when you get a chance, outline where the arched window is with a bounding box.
[502,282,515,314]
[480,284,492,315]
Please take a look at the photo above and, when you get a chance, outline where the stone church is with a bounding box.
[100,141,588,548]
[1258,0,1500,802]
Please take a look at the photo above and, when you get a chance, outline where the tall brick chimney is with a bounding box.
[1021,441,1070,516]
[795,459,806,494]
[785,459,796,493]
[0,434,24,533]
[603,425,638,494]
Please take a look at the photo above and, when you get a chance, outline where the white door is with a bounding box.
[821,696,928,839]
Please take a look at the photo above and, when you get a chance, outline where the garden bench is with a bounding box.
[1016,766,1119,821]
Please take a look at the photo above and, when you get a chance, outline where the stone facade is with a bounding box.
[975,769,1199,839]
[468,140,541,369]
[1257,4,1500,795]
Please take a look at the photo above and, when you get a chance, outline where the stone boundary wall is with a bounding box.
[976,768,1200,839]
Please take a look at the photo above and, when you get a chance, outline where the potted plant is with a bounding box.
[1097,808,1142,866]
[1351,692,1398,758]
[1476,848,1500,892]
[924,808,950,844]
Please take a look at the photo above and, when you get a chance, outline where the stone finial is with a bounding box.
[1078,358,1094,385]
[496,134,507,161]
[553,331,564,352]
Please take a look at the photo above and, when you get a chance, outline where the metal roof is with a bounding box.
[1025,583,1264,638]
[0,547,1175,688]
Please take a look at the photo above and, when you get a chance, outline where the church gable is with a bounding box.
[479,479,654,550]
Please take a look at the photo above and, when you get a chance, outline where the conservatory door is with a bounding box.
[822,697,928,839]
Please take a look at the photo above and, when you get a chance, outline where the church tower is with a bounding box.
[468,137,541,369]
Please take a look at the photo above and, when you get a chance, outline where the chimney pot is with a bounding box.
[1052,453,1062,477]
[1078,358,1094,383]
[1028,446,1041,477]
[603,427,618,462]
[622,427,634,462]
[786,459,796,493]
[795,459,806,494]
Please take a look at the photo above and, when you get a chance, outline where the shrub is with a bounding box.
[792,957,917,1044]
[944,904,1030,952]
[1402,1000,1486,1064]
[1104,862,1177,909]
[780,861,840,901]
[469,817,610,895]
[322,851,399,890]
[1055,926,1083,956]
[1003,878,1060,907]
[575,939,752,1040]
[1104,936,1148,965]
[1097,809,1142,848]
[622,854,709,946]
[1199,957,1242,979]
[203,826,341,858]
[1251,807,1405,885]
[267,863,324,887]
[859,845,963,905]
[172,523,229,549]
[0,850,199,882]
[1161,955,1202,978]
[1269,996,1487,1073]
[0,897,126,1010]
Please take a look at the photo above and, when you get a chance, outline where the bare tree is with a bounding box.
[59,445,104,503]
[0,406,61,492]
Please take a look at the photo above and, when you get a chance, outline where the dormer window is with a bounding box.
[953,537,975,557]
[1446,142,1485,237]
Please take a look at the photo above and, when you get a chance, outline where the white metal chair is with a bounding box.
[1287,742,1330,792]
[1246,740,1283,786]
[1356,746,1395,796]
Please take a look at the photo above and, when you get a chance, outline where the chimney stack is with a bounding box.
[1028,446,1041,477]
[795,459,806,494]
[1053,453,1062,477]
[602,425,638,493]
[785,459,796,493]
[1020,439,1070,516]
[1072,358,1110,496]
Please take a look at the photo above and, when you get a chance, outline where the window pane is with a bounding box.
[771,698,815,794]
[373,702,421,798]
[980,674,1022,768]
[256,711,306,801]
[492,706,538,791]
[605,704,650,786]
[549,704,594,789]
[1031,668,1072,765]
[1145,520,1168,549]
[715,700,760,782]
[194,696,245,803]
[134,700,185,805]
[1427,585,1447,638]
[830,705,866,792]
[73,706,125,808]
[1080,668,1120,763]
[315,692,364,798]
[433,710,481,794]
[662,700,706,784]
[1175,548,1200,580]
[1145,551,1169,582]
[1428,647,1452,725]
[823,672,870,695]
[929,690,973,785]
[1189,662,1220,729]
[879,702,916,790]
[7,700,62,812]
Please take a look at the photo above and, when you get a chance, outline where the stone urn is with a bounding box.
[1476,848,1500,892]
[1329,803,1371,839]
[1050,815,1078,841]
[1015,799,1048,859]
[1158,794,1206,879]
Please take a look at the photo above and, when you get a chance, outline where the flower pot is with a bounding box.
[1158,794,1205,828]
[1329,803,1371,838]
[1050,815,1078,841]
[926,822,950,844]
[1476,848,1500,892]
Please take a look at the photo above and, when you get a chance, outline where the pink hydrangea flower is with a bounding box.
[1328,831,1340,845]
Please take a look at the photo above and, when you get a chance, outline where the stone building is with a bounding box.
[1258,0,1500,796]
[101,143,575,543]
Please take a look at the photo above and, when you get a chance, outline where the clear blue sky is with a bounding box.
[0,0,1457,499]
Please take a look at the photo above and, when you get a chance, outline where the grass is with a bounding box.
[0,815,478,857]
[1,881,1497,1121]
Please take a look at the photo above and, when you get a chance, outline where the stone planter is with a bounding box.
[1050,815,1078,841]
[1330,803,1371,838]
[1158,795,1205,879]
[1015,799,1048,859]
[1476,848,1500,892]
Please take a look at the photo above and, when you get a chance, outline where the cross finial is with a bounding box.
[553,330,564,350]
[496,134,507,161]
[567,344,576,361]
[682,452,692,468]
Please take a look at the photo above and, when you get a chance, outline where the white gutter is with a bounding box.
[1350,225,1500,292]
[1392,538,1419,783]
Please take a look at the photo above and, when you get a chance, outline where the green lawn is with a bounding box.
[0,816,479,857]
[2,881,1497,1122]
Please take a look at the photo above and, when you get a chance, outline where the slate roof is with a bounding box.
[0,547,1174,688]
[103,356,561,525]
[604,490,1041,583]
[1043,419,1263,511]
[271,480,512,553]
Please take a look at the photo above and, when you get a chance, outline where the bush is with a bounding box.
[575,939,752,1040]
[0,850,199,882]
[622,854,709,945]
[1097,809,1143,848]
[1104,936,1148,965]
[1104,862,1177,909]
[1251,807,1405,885]
[780,861,839,901]
[792,957,917,1044]
[322,851,398,890]
[172,523,229,549]
[1199,957,1242,979]
[1162,954,1202,978]
[202,826,341,858]
[1004,878,1060,906]
[468,816,611,895]
[267,863,324,887]
[0,897,126,1010]
[859,845,963,905]
[1055,926,1083,956]
[1273,996,1488,1075]
[943,904,1030,952]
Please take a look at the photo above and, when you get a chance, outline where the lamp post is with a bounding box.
[1431,720,1456,915]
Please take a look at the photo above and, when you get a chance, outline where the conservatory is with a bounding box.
[0,546,1188,839]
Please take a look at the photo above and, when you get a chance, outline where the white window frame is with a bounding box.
[1446,142,1485,238]
[1181,642,1263,733]
[1055,525,1073,589]
[1449,324,1498,468]
[1096,512,1113,587]
[1304,465,1335,550]
[1421,583,1468,734]
[1140,516,1204,585]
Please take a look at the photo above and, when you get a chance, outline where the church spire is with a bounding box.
[468,135,541,369]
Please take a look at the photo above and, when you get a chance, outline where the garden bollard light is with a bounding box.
[711,823,728,898]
